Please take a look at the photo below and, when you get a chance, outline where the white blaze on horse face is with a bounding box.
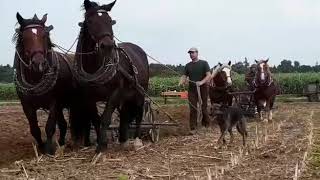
[31,28,37,35]
[222,67,232,85]
[98,12,103,16]
[260,63,265,81]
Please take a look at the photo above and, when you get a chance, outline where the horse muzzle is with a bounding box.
[31,53,48,73]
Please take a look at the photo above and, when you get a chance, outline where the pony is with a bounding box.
[253,59,279,122]
[74,0,149,153]
[13,13,76,155]
[208,61,233,112]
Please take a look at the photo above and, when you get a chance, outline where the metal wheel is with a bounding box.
[308,94,320,102]
[144,100,160,142]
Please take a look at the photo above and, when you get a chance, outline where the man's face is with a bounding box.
[189,51,198,61]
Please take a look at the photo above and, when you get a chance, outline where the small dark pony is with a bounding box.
[13,13,78,155]
[74,0,149,153]
[208,61,233,113]
[253,59,280,122]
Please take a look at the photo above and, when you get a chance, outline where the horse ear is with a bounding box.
[228,61,231,66]
[101,0,116,11]
[218,62,222,66]
[111,20,116,25]
[16,12,25,26]
[84,0,93,11]
[78,22,84,27]
[265,58,269,63]
[33,14,39,21]
[45,25,54,32]
[40,14,48,24]
[255,59,258,63]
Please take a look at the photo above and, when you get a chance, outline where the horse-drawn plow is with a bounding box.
[97,99,178,143]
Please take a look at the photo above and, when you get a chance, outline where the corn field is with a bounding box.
[1,73,320,99]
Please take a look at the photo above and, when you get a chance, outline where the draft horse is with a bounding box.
[13,13,77,155]
[208,61,233,113]
[74,0,149,152]
[253,59,279,122]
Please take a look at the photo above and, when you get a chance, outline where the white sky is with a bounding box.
[1,0,320,68]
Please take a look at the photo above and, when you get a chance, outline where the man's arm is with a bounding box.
[197,71,211,86]
[196,61,211,86]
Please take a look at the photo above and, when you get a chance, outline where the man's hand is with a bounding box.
[196,81,204,86]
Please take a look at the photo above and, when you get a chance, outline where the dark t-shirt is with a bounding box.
[184,60,210,91]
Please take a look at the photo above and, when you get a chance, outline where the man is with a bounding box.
[179,47,211,133]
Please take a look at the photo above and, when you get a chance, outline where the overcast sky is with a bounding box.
[1,0,320,67]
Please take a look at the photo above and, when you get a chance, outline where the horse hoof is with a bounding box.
[45,143,56,155]
[84,141,93,147]
[120,141,130,151]
[134,138,143,150]
[95,144,107,153]
[55,145,65,157]
[38,144,46,154]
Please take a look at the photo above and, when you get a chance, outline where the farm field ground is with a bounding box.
[0,101,319,179]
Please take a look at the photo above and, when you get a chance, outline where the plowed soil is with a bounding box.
[0,102,319,179]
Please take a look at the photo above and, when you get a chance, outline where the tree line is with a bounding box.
[0,64,14,83]
[150,59,320,77]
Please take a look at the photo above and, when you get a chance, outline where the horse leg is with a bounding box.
[45,102,59,155]
[92,104,101,146]
[256,100,263,121]
[83,105,93,147]
[96,91,120,153]
[266,99,271,122]
[269,96,276,121]
[22,104,44,153]
[119,103,131,149]
[56,108,67,146]
[228,128,234,144]
[133,104,144,150]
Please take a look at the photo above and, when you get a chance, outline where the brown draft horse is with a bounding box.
[74,0,149,153]
[208,61,233,112]
[13,13,78,155]
[253,59,279,122]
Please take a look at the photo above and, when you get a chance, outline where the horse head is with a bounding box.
[254,58,272,87]
[210,61,232,87]
[15,12,54,73]
[79,0,117,55]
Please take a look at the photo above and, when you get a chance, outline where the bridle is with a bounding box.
[85,9,116,51]
[15,24,50,70]
[254,63,273,87]
[74,9,119,85]
[210,65,232,89]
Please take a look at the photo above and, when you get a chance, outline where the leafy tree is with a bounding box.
[0,64,14,83]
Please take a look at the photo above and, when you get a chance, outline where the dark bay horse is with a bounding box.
[208,61,233,112]
[74,0,149,152]
[253,59,279,122]
[13,13,78,154]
